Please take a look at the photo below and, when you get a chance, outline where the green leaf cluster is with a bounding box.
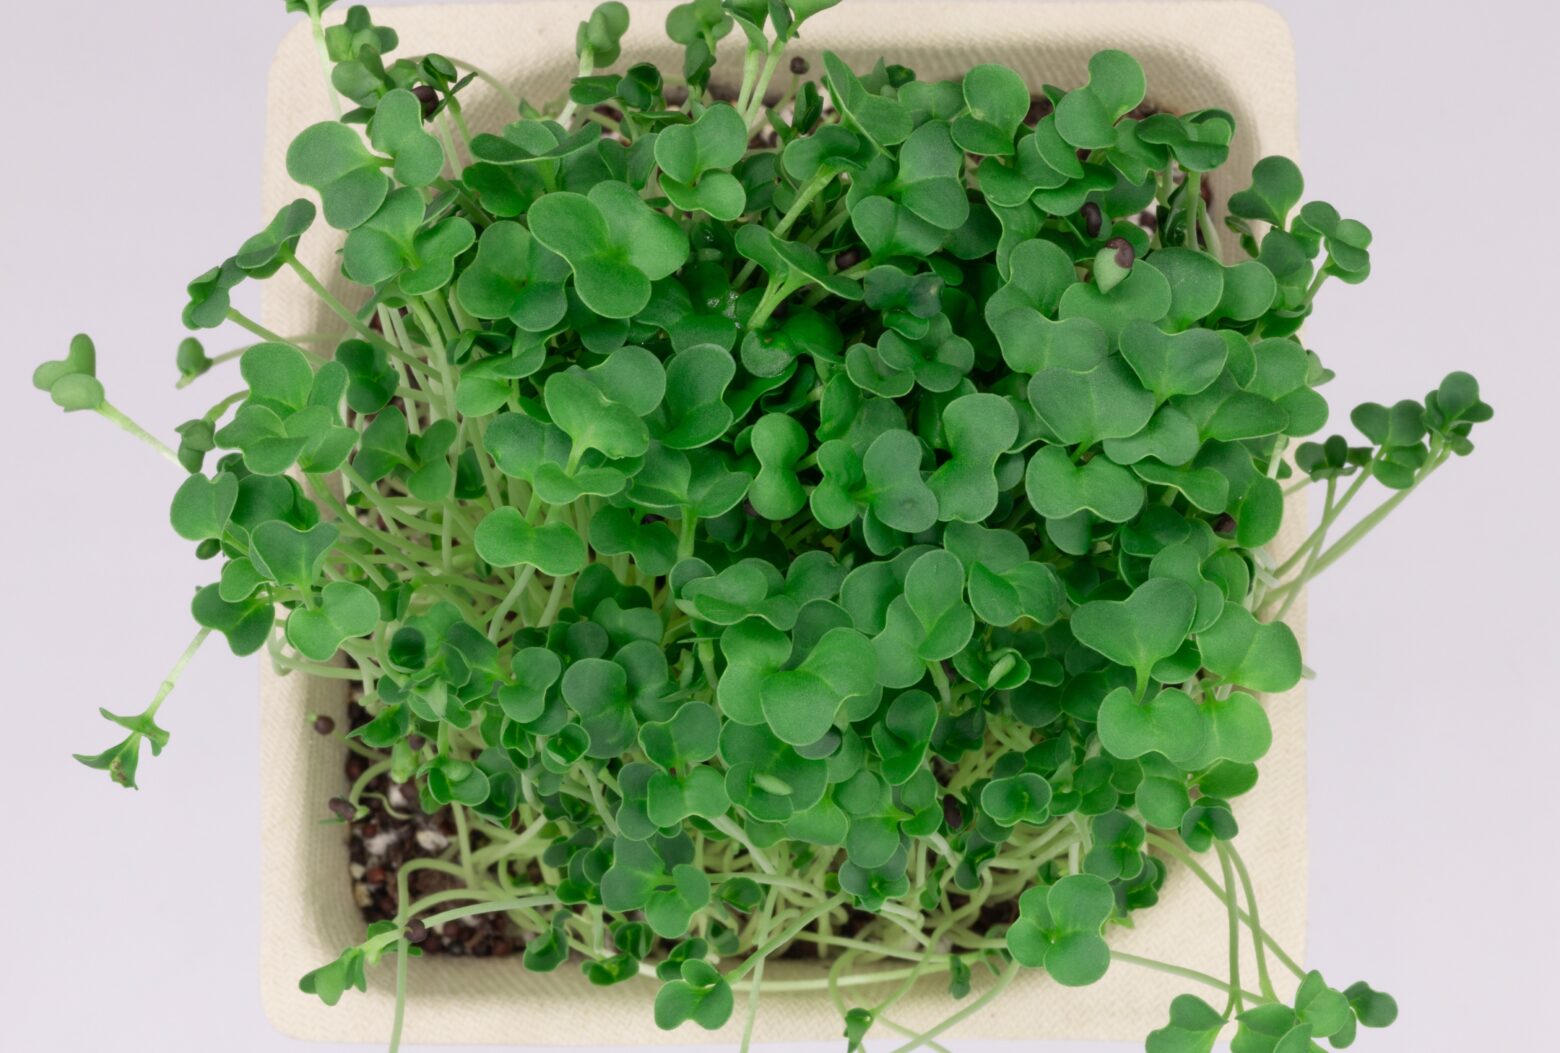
[40,3,1493,1050]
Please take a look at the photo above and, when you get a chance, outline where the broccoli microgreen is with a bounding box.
[37,2,1491,1051]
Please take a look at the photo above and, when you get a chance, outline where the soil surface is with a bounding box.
[343,699,520,957]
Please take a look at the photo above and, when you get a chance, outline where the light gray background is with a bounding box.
[1,1,1554,1050]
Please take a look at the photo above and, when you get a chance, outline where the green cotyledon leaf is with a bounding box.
[1197,602,1302,693]
[761,627,878,746]
[286,121,389,230]
[1071,578,1198,691]
[528,181,690,318]
[1006,873,1114,985]
[286,581,379,661]
[655,102,748,220]
[473,508,587,576]
[455,221,570,331]
[1025,446,1144,523]
[927,393,1019,523]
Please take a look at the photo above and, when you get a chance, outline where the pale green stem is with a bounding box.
[1217,838,1243,1016]
[734,170,835,286]
[176,333,334,388]
[144,627,213,719]
[735,43,766,113]
[1111,951,1264,1003]
[557,50,594,128]
[536,573,570,627]
[712,815,778,875]
[447,58,522,111]
[1146,833,1306,980]
[1299,451,1447,582]
[726,894,846,982]
[388,936,410,1053]
[282,252,406,361]
[347,758,392,809]
[886,961,1020,1053]
[742,45,788,131]
[95,401,182,468]
[302,0,342,119]
[1223,840,1278,1002]
[487,565,538,641]
[737,891,778,1052]
[1272,469,1370,578]
[451,803,477,886]
[222,308,311,352]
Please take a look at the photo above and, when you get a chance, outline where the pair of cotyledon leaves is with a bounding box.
[1070,577,1296,767]
[174,488,376,663]
[1147,975,1398,1053]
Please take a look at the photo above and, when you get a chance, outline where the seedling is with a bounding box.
[36,1,1491,1050]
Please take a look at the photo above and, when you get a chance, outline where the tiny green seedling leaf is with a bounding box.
[1006,874,1115,985]
[529,181,691,318]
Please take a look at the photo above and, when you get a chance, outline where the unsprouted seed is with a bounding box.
[34,1,1492,1050]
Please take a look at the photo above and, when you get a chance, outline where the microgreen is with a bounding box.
[38,3,1491,1052]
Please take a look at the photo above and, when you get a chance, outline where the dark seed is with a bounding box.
[491,939,513,957]
[313,715,336,735]
[406,918,428,943]
[1081,202,1102,239]
[1214,513,1237,534]
[790,56,809,75]
[442,923,462,939]
[834,247,863,270]
[743,499,761,519]
[406,734,427,751]
[942,795,965,830]
[346,756,367,780]
[364,865,387,886]
[412,84,439,118]
[1106,236,1135,269]
[329,797,357,821]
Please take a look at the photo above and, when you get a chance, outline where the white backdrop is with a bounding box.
[1,2,1553,1052]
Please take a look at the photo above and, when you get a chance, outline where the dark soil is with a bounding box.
[343,698,520,958]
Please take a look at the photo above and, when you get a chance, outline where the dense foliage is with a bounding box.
[36,1,1491,1050]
